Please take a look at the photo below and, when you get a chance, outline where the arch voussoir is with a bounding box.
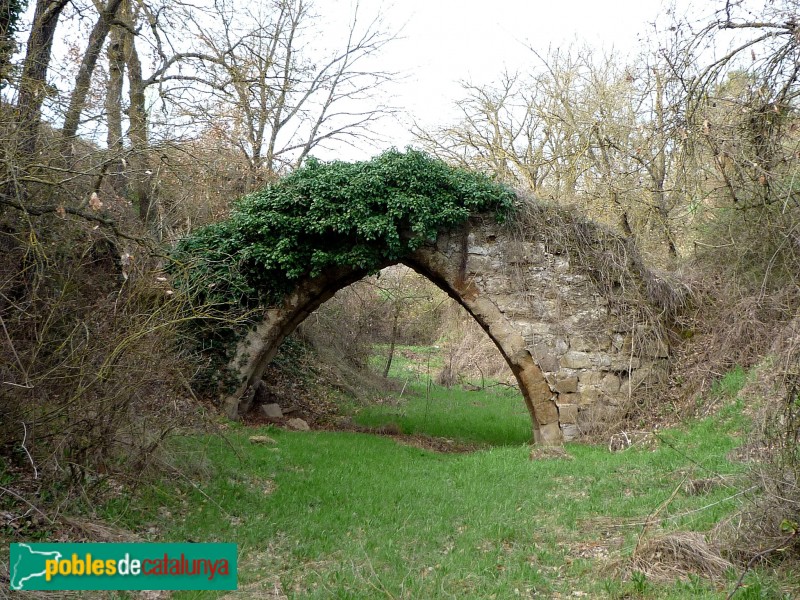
[224,264,373,418]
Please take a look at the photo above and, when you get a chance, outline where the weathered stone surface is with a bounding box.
[611,333,633,353]
[569,335,594,352]
[560,424,581,441]
[522,322,554,337]
[537,422,562,446]
[561,351,593,369]
[557,404,579,424]
[558,392,581,406]
[286,418,310,431]
[503,241,544,265]
[578,387,600,405]
[607,355,641,371]
[537,355,560,373]
[527,377,555,402]
[225,218,669,446]
[261,403,283,418]
[249,435,277,445]
[466,254,497,275]
[600,373,621,395]
[578,371,604,386]
[532,400,559,425]
[467,240,490,255]
[554,375,578,394]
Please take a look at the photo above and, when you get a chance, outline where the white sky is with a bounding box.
[314,0,700,159]
[20,0,716,162]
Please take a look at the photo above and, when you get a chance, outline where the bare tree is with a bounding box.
[414,73,549,191]
[15,0,71,157]
[120,0,152,223]
[684,0,800,209]
[416,45,690,261]
[104,19,125,194]
[152,0,396,184]
[60,0,124,157]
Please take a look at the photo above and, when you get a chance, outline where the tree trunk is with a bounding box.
[383,308,400,378]
[105,26,125,195]
[654,186,678,259]
[60,0,123,158]
[122,19,153,226]
[16,0,70,157]
[651,70,678,260]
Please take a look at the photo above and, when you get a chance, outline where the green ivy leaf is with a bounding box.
[170,148,514,309]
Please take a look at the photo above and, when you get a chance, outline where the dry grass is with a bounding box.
[627,531,733,582]
[710,322,800,569]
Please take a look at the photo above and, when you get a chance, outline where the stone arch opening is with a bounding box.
[172,151,671,446]
[225,244,563,445]
[219,216,672,448]
[400,257,559,444]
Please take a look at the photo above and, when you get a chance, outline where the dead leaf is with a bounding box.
[56,205,66,219]
[89,192,103,211]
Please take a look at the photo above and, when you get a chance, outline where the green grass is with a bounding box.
[97,404,763,598]
[352,383,533,445]
[86,364,798,598]
[710,366,749,399]
[361,344,532,445]
[369,343,444,382]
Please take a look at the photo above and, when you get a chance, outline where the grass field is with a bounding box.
[359,344,532,445]
[92,365,796,599]
[352,383,532,446]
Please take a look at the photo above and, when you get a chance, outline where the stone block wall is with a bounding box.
[430,221,669,441]
[228,212,670,445]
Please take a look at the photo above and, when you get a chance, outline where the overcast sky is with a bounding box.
[23,0,717,162]
[313,0,705,160]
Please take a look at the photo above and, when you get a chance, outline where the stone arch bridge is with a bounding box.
[225,212,670,446]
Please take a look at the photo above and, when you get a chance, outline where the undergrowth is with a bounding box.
[97,392,767,599]
[0,209,208,531]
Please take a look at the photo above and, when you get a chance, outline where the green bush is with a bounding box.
[171,149,515,308]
